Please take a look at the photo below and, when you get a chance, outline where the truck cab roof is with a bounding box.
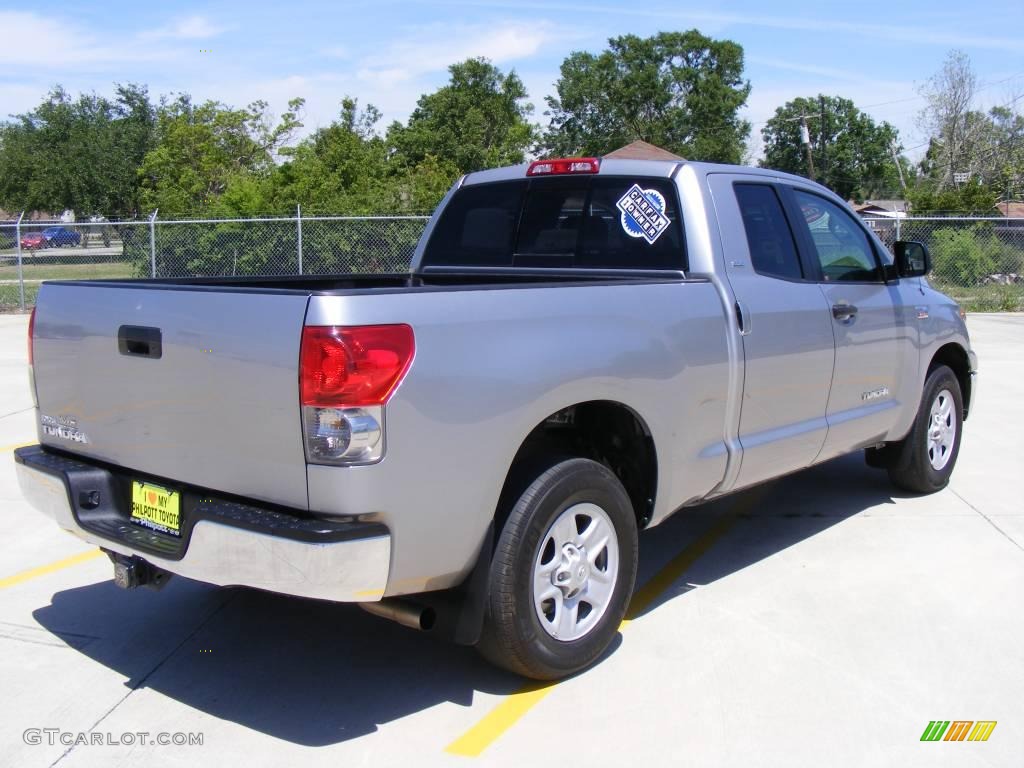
[462,158,834,193]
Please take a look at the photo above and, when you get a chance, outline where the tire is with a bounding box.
[885,365,964,493]
[477,458,638,680]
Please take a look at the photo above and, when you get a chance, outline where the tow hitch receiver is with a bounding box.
[107,551,172,590]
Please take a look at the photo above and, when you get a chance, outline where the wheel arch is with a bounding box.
[928,342,972,419]
[495,400,659,533]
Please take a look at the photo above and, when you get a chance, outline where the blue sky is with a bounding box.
[2,0,1022,160]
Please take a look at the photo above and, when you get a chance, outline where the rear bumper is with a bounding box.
[14,446,391,602]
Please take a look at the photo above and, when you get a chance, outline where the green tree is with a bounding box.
[0,84,155,216]
[145,98,447,278]
[262,98,392,213]
[259,97,459,215]
[906,178,997,215]
[917,50,1024,198]
[543,30,750,162]
[138,95,303,217]
[987,105,1024,202]
[761,95,902,200]
[387,58,536,175]
[929,226,1000,286]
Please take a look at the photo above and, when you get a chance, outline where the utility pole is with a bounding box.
[819,95,828,184]
[800,116,816,179]
[784,109,820,181]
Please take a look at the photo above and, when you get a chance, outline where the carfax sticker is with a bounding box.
[616,184,671,244]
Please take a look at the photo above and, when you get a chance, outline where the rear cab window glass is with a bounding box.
[422,176,686,271]
[734,184,803,280]
[422,182,524,267]
[791,190,882,282]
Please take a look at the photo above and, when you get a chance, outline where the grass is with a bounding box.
[0,261,134,311]
[0,282,39,311]
[0,261,134,281]
[932,282,1024,312]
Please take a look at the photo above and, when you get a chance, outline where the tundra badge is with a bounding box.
[40,413,90,444]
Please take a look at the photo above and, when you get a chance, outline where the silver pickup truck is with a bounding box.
[16,158,977,679]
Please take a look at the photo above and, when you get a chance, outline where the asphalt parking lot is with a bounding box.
[1,312,1021,767]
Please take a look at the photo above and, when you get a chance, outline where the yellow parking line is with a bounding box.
[0,550,104,590]
[444,683,558,757]
[444,492,761,758]
[0,441,34,453]
[621,512,738,627]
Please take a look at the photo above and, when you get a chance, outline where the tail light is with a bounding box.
[28,306,36,366]
[28,306,37,407]
[299,324,414,465]
[526,157,600,176]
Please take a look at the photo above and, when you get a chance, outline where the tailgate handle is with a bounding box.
[118,325,162,359]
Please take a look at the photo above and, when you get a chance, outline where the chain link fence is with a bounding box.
[2,212,1022,312]
[863,216,1024,312]
[0,213,430,311]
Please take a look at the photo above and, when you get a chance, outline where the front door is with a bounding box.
[785,188,915,460]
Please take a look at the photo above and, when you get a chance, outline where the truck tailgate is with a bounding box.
[32,283,311,509]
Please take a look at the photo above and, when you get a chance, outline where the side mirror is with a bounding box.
[894,240,931,278]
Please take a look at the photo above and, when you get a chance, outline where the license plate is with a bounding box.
[130,481,181,537]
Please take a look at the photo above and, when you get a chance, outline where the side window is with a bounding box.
[792,190,881,282]
[734,184,803,280]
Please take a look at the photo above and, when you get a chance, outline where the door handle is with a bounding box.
[118,325,162,359]
[831,303,858,321]
[735,301,752,336]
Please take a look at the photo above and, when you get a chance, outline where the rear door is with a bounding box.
[32,283,311,509]
[709,175,836,488]
[783,187,916,459]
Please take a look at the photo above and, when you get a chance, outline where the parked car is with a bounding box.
[19,232,46,250]
[16,157,978,680]
[41,226,81,247]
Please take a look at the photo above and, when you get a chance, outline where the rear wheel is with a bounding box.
[477,458,638,680]
[881,365,964,493]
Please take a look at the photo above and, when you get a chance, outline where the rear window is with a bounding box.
[422,176,685,270]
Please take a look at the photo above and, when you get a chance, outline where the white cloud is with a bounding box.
[319,46,350,59]
[356,21,557,85]
[0,11,196,69]
[424,1,1024,52]
[0,81,54,119]
[748,57,890,85]
[187,73,354,136]
[142,15,226,41]
[0,11,111,67]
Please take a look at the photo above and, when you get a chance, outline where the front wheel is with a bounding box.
[477,458,638,680]
[884,365,964,493]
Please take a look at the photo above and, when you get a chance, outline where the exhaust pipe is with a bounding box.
[359,599,436,631]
